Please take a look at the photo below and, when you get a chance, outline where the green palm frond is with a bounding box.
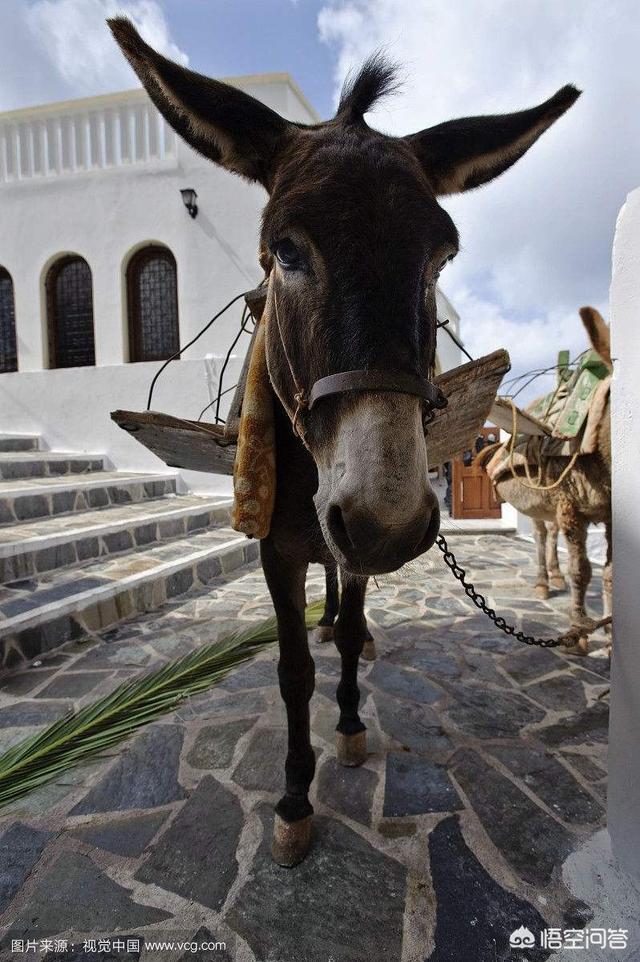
[0,600,324,810]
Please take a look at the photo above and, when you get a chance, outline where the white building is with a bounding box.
[0,77,461,495]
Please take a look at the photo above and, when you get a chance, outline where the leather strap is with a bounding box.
[308,369,444,410]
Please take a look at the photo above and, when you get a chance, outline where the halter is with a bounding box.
[271,284,448,443]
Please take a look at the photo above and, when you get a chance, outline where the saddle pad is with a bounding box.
[552,351,610,439]
[581,374,611,454]
[230,318,276,539]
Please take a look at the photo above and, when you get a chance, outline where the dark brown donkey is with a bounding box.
[110,18,579,866]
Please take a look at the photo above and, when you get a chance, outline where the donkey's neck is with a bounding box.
[268,392,331,565]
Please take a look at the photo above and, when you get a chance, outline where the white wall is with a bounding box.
[435,287,462,374]
[0,78,317,375]
[0,356,244,495]
[0,76,315,492]
[608,186,640,879]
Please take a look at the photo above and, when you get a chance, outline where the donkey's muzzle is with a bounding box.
[326,499,440,574]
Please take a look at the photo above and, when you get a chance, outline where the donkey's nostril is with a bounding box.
[416,504,441,554]
[326,503,353,553]
[327,501,387,556]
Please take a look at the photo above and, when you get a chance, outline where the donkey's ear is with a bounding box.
[579,307,611,369]
[406,86,580,196]
[108,17,295,189]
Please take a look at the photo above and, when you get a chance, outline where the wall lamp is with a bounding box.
[180,187,198,219]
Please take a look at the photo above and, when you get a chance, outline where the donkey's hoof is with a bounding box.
[567,635,590,657]
[534,584,549,600]
[551,576,567,591]
[336,730,367,767]
[314,625,334,644]
[271,813,312,867]
[361,638,377,661]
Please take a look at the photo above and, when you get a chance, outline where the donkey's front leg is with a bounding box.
[557,504,591,655]
[334,570,368,767]
[315,563,339,643]
[533,519,550,599]
[261,540,315,867]
[547,520,567,590]
[361,623,377,662]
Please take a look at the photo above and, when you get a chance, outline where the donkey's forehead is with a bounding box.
[264,129,458,252]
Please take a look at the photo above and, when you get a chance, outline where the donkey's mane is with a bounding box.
[336,53,400,124]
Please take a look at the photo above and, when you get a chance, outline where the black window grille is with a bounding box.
[0,268,17,373]
[127,246,179,362]
[46,256,95,368]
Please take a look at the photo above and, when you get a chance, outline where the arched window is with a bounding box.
[0,268,17,373]
[46,256,95,368]
[127,245,179,362]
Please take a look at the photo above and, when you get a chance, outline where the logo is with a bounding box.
[510,927,536,949]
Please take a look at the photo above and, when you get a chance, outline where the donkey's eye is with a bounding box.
[275,238,302,270]
[431,253,455,286]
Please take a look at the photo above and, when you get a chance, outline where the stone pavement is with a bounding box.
[0,533,616,962]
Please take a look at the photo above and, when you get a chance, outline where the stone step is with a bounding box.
[0,526,258,669]
[0,451,105,481]
[0,434,41,452]
[439,519,517,536]
[0,495,233,583]
[0,471,179,526]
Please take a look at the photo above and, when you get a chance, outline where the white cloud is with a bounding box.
[449,285,607,404]
[27,0,187,91]
[318,0,639,390]
[0,0,187,110]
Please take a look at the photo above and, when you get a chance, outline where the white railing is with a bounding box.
[0,90,177,184]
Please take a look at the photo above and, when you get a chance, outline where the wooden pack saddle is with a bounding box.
[112,287,510,481]
[486,349,611,484]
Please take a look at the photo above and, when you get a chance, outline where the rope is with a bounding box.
[272,285,309,440]
[495,350,588,406]
[213,303,253,425]
[506,398,580,491]
[197,381,241,423]
[438,319,474,362]
[146,289,251,411]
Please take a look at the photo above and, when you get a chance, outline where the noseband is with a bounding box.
[271,285,448,442]
[309,369,447,438]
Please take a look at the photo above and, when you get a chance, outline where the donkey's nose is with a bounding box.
[326,502,385,555]
[325,498,439,573]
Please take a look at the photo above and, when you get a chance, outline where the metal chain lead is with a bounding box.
[435,533,566,648]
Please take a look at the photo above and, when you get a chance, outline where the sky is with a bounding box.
[1,0,638,401]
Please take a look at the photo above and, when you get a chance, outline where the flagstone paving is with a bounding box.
[0,533,614,962]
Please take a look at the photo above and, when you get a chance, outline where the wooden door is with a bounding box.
[451,426,502,519]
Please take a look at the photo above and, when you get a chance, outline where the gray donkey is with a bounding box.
[482,308,611,654]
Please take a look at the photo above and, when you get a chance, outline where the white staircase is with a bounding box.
[0,434,255,672]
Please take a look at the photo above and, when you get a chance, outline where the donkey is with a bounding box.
[110,17,579,865]
[483,309,611,653]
